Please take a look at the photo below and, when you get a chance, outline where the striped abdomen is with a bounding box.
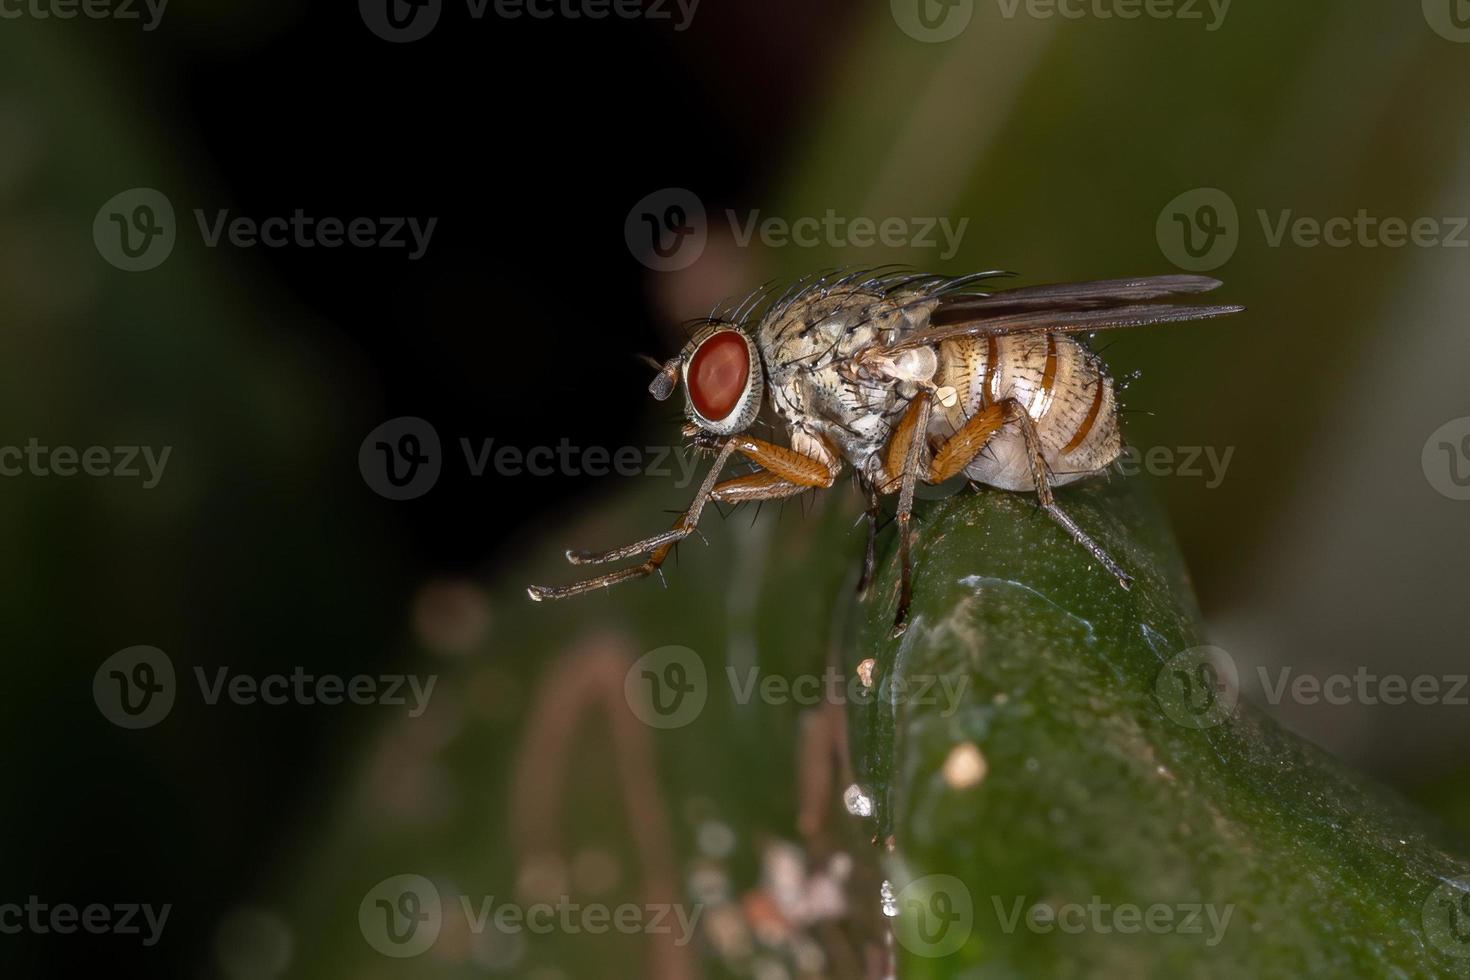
[932,333,1121,491]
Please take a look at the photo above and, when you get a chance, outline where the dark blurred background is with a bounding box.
[3,0,1469,976]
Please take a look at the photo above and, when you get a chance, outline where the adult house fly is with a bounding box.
[528,270,1243,635]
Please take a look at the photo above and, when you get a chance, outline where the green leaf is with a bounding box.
[853,478,1470,977]
[278,474,1470,979]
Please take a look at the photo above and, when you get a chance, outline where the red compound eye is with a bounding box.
[687,331,751,422]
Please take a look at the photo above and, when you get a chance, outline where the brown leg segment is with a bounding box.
[527,440,835,602]
[890,396,933,637]
[725,435,837,488]
[527,442,739,600]
[855,479,881,599]
[927,401,1007,483]
[709,470,813,505]
[1013,406,1132,589]
[878,396,929,494]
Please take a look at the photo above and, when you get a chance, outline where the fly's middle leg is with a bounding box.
[874,396,1007,633]
[927,401,1007,483]
[1013,405,1133,590]
[885,395,933,638]
[856,478,881,600]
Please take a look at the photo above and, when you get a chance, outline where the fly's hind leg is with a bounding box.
[1013,407,1133,590]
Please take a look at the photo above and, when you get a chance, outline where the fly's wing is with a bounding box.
[877,275,1244,354]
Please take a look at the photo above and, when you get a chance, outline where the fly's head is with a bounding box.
[647,322,765,446]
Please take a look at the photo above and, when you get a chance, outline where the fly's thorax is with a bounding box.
[758,286,941,467]
[758,286,939,385]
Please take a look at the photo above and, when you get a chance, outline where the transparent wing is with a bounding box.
[879,275,1244,353]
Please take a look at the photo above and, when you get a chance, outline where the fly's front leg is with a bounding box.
[526,441,738,601]
[709,470,813,505]
[1013,405,1133,590]
[724,434,838,489]
[528,439,837,602]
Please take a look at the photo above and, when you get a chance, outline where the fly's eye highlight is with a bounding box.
[686,330,750,422]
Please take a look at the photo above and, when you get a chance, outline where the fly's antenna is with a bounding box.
[642,353,681,401]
